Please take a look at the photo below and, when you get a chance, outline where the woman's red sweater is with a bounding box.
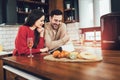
[13,25,44,55]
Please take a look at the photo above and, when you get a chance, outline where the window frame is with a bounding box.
[80,27,101,42]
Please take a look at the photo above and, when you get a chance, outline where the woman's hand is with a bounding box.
[37,27,44,37]
[40,47,49,53]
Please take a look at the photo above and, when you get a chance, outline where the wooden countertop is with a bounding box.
[2,47,120,80]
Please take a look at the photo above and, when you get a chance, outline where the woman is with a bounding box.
[13,9,48,56]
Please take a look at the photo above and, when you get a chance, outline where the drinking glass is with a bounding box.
[27,37,34,57]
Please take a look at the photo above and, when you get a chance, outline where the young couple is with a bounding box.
[13,9,70,56]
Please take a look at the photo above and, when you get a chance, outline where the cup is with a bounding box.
[66,4,70,9]
[41,0,45,3]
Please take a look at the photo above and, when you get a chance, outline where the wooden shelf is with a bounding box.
[18,0,48,5]
[17,11,30,14]
[64,8,75,11]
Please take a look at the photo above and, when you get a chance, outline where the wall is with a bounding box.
[0,25,19,51]
[111,0,120,12]
[78,0,111,28]
[0,23,79,51]
[78,0,94,28]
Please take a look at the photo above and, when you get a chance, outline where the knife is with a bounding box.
[48,47,62,54]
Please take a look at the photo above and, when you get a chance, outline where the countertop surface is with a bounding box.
[2,47,120,80]
[0,51,12,56]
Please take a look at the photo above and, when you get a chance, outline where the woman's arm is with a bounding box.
[15,26,47,55]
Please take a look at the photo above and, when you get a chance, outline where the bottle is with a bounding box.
[41,8,44,12]
[0,45,3,52]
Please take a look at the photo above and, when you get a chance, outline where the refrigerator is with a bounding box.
[101,13,120,50]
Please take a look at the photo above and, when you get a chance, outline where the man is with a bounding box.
[44,9,70,50]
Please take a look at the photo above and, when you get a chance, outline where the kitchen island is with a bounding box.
[0,51,12,80]
[2,47,120,80]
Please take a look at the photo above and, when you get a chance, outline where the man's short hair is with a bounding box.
[50,9,63,17]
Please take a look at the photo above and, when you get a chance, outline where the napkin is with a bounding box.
[48,43,75,54]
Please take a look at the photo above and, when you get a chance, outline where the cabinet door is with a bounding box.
[0,0,2,24]
[63,0,79,23]
[5,70,27,80]
[0,60,3,80]
[6,0,17,24]
[49,0,64,21]
[0,0,17,24]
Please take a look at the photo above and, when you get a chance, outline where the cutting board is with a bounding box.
[44,55,103,62]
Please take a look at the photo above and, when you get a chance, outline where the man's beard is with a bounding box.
[52,24,59,30]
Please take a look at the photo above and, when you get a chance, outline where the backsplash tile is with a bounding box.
[0,25,19,51]
[0,23,80,51]
[66,22,80,41]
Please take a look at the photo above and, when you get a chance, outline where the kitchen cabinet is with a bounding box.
[63,0,79,23]
[0,60,3,80]
[49,0,64,21]
[3,65,42,80]
[4,70,27,80]
[0,52,12,80]
[16,0,49,24]
[101,13,120,50]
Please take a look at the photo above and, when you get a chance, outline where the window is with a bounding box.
[85,32,94,40]
[85,31,101,41]
[96,31,101,40]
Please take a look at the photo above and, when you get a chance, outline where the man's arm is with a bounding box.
[58,23,70,43]
[45,30,66,50]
